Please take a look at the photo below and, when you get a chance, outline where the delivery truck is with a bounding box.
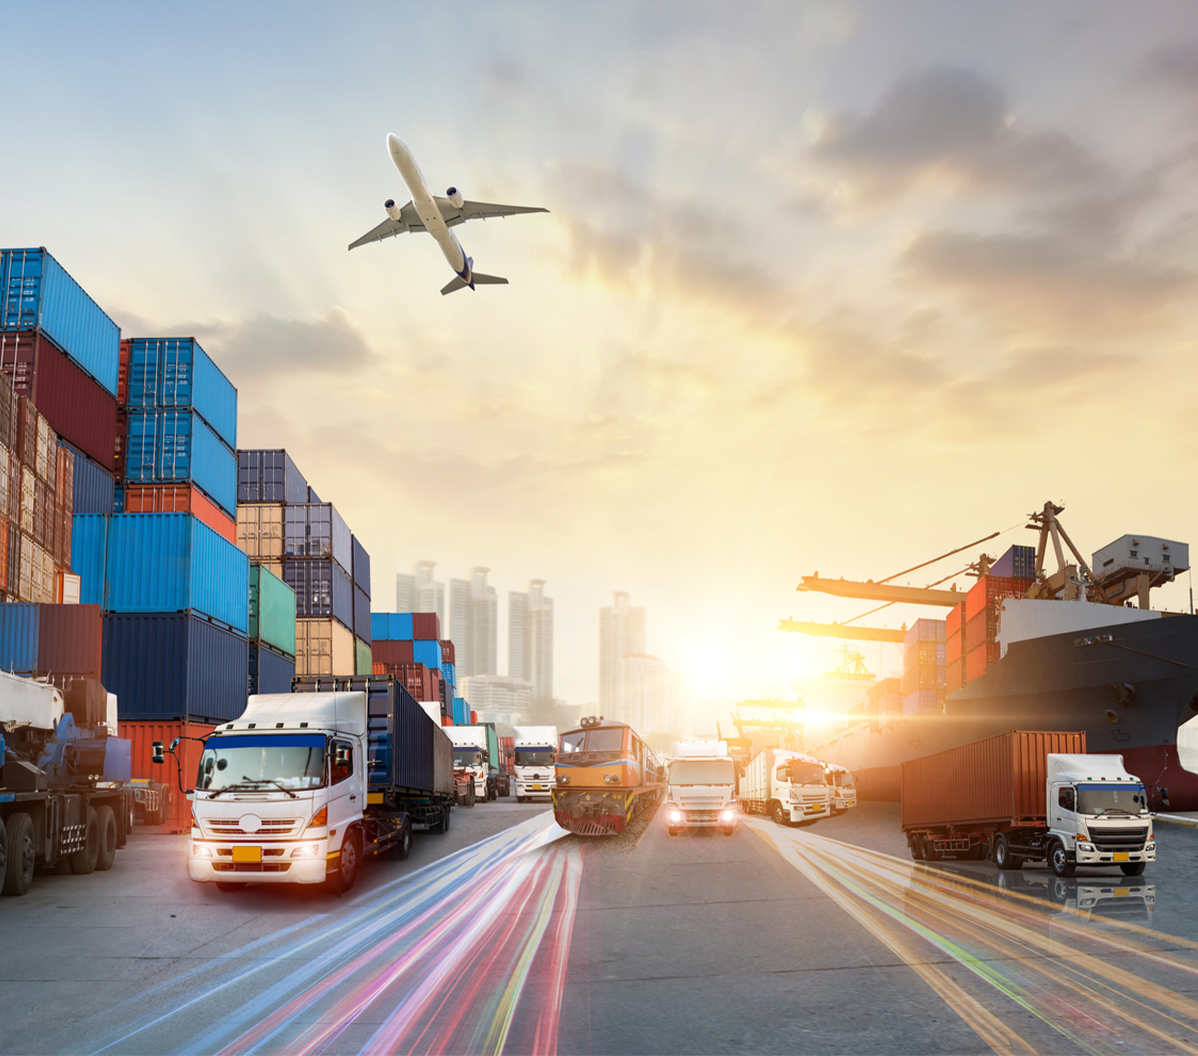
[0,672,136,895]
[512,725,557,802]
[169,674,454,893]
[739,746,832,825]
[901,730,1156,877]
[824,763,857,814]
[446,724,499,801]
[663,739,738,835]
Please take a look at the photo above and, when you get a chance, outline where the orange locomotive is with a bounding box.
[552,717,665,836]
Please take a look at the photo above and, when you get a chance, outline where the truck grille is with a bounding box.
[206,818,301,837]
[687,811,720,823]
[1090,827,1148,853]
[213,862,292,873]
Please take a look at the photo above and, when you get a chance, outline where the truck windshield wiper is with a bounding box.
[205,782,260,797]
[241,776,299,799]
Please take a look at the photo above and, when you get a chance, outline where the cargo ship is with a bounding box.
[800,506,1198,811]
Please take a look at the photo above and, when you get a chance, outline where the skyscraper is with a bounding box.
[599,591,646,713]
[470,567,498,676]
[508,590,529,680]
[395,572,415,612]
[616,654,671,732]
[415,560,445,626]
[528,579,554,701]
[449,577,473,675]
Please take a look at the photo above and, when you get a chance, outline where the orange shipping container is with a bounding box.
[945,632,961,664]
[121,483,237,545]
[964,643,989,684]
[121,719,218,834]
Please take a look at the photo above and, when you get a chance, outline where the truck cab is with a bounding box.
[825,764,857,814]
[663,739,738,835]
[512,725,557,802]
[741,747,832,825]
[1045,753,1155,877]
[446,726,492,802]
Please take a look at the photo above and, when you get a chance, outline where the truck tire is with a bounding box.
[1120,861,1146,876]
[95,806,118,871]
[909,835,925,861]
[993,834,1023,871]
[771,802,788,826]
[71,806,100,875]
[393,818,412,861]
[1048,839,1075,878]
[431,803,451,834]
[920,834,941,862]
[3,812,35,896]
[330,831,361,894]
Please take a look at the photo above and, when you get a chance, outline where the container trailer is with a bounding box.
[663,739,738,835]
[0,671,135,895]
[901,730,1156,876]
[169,674,453,893]
[739,747,832,825]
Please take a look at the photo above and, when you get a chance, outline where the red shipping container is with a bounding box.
[38,603,103,676]
[439,639,456,665]
[964,643,991,683]
[470,710,477,724]
[965,575,1033,621]
[945,657,963,692]
[412,612,440,640]
[118,338,130,404]
[0,332,118,470]
[121,483,236,544]
[441,716,452,727]
[121,719,217,834]
[945,603,964,639]
[372,639,415,665]
[945,632,961,664]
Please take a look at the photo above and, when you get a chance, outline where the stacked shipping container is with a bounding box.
[370,611,462,722]
[248,563,296,694]
[900,618,946,715]
[963,569,1034,685]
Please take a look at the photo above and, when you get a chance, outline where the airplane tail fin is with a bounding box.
[440,272,509,295]
[440,276,469,295]
[470,272,509,286]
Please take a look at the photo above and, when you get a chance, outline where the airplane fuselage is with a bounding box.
[387,134,470,282]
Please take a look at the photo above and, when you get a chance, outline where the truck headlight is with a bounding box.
[192,843,214,858]
[291,844,322,858]
[1078,841,1095,852]
[720,809,736,824]
[668,810,683,824]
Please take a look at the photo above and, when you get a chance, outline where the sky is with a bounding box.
[5,1,1198,720]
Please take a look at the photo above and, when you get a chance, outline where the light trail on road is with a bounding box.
[752,819,1198,1055]
[79,814,580,1056]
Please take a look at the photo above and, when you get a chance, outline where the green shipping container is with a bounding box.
[249,563,297,658]
[355,636,372,675]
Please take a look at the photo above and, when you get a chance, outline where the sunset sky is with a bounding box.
[5,2,1198,719]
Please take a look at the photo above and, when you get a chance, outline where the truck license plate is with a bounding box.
[233,846,262,863]
[530,784,542,791]
[1113,852,1130,862]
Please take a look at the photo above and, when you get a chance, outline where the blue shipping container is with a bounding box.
[353,584,371,644]
[453,696,468,725]
[0,248,120,397]
[0,603,40,672]
[282,557,353,629]
[283,503,351,570]
[125,338,237,451]
[103,612,249,722]
[903,618,946,650]
[249,641,296,695]
[71,514,108,606]
[237,449,308,504]
[104,513,249,634]
[125,409,237,516]
[61,441,115,515]
[413,639,441,670]
[991,545,1036,580]
[443,662,456,688]
[372,612,414,641]
[351,535,371,596]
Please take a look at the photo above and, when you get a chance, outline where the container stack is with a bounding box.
[962,568,1034,685]
[991,545,1036,580]
[236,449,371,676]
[865,677,902,734]
[248,563,297,693]
[0,603,103,687]
[900,618,946,715]
[945,602,964,692]
[371,612,462,723]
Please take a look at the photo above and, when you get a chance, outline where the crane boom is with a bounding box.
[796,576,962,606]
[778,619,906,643]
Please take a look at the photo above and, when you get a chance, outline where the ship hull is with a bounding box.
[810,613,1198,810]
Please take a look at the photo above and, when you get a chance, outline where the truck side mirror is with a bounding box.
[151,741,165,764]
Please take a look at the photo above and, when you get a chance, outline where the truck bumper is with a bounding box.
[188,839,330,885]
[1075,844,1156,867]
[516,781,553,800]
[788,803,830,822]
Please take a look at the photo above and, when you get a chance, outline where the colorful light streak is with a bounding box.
[78,814,580,1056]
[751,819,1198,1056]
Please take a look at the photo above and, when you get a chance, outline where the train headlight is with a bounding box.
[604,774,617,783]
[557,775,569,785]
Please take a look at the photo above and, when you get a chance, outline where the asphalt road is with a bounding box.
[4,798,1198,1055]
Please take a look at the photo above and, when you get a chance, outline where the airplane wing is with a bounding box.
[347,201,426,250]
[434,198,549,229]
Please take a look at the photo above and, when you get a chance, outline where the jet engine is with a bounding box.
[384,198,404,222]
[446,186,464,209]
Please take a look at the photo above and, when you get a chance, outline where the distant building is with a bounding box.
[511,579,554,699]
[598,591,646,713]
[449,577,473,675]
[470,567,497,676]
[616,655,670,733]
[395,572,415,613]
[508,590,529,680]
[415,560,445,626]
[461,674,532,724]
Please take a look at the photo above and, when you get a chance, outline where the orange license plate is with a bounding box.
[1113,852,1130,862]
[232,846,262,863]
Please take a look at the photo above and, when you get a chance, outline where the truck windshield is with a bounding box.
[789,761,827,785]
[516,750,555,766]
[669,758,734,786]
[1078,784,1147,815]
[453,749,484,767]
[197,734,326,792]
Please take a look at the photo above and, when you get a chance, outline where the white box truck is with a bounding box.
[825,763,857,814]
[663,739,738,835]
[512,726,557,802]
[740,747,832,825]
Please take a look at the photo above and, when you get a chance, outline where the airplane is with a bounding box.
[349,134,549,295]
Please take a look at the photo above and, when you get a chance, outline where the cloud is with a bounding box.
[1136,42,1198,92]
[197,308,383,377]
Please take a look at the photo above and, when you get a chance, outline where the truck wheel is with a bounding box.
[3,812,35,896]
[771,802,788,826]
[95,806,118,872]
[993,835,1023,871]
[1119,862,1146,876]
[216,882,247,892]
[920,834,941,862]
[71,807,100,875]
[1048,839,1075,878]
[393,818,412,861]
[909,835,925,861]
[466,786,476,807]
[331,831,360,894]
[432,803,451,834]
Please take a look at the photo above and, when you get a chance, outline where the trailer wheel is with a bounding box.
[71,807,100,875]
[920,835,941,862]
[909,835,925,861]
[993,834,1022,871]
[1119,861,1146,876]
[430,803,451,834]
[95,806,118,871]
[1048,839,1075,878]
[3,812,35,896]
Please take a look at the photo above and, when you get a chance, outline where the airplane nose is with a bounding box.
[387,133,403,155]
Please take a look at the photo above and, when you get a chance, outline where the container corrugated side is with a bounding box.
[236,503,283,560]
[900,730,1087,830]
[372,612,413,641]
[295,618,354,676]
[122,719,218,833]
[0,602,39,671]
[38,603,102,676]
[124,409,236,517]
[353,584,370,643]
[237,449,307,504]
[249,562,296,657]
[355,637,371,675]
[282,557,353,629]
[282,503,352,571]
[0,248,120,396]
[413,639,441,670]
[412,612,440,640]
[103,613,249,722]
[70,513,108,605]
[104,513,249,634]
[351,535,370,596]
[120,482,236,544]
[249,641,295,695]
[125,337,237,451]
[60,441,114,514]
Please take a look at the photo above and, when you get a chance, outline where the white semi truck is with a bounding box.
[512,726,557,802]
[739,746,832,826]
[824,763,857,814]
[445,725,498,802]
[663,739,738,836]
